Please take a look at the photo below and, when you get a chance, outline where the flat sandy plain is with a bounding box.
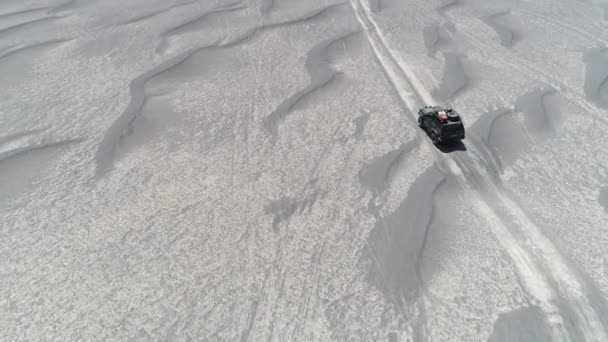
[2,0,608,341]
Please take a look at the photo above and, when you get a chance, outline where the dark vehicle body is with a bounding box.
[417,106,465,144]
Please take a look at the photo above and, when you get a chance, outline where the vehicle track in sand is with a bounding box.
[349,0,608,340]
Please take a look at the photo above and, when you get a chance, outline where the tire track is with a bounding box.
[349,0,608,340]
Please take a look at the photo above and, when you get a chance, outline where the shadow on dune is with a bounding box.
[488,306,552,342]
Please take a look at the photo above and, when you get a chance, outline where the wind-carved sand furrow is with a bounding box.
[422,22,455,57]
[602,3,608,20]
[98,3,349,175]
[264,192,321,232]
[583,47,608,107]
[368,0,382,13]
[600,186,608,212]
[488,307,554,342]
[262,28,358,140]
[159,2,346,55]
[0,128,48,145]
[0,140,79,163]
[482,11,519,48]
[359,137,420,196]
[583,46,608,109]
[0,0,75,17]
[220,2,348,48]
[437,0,460,12]
[94,48,210,176]
[49,0,77,14]
[423,24,440,56]
[353,110,371,139]
[0,39,72,59]
[471,108,514,144]
[514,87,559,135]
[0,16,62,37]
[599,76,608,103]
[467,108,514,175]
[267,2,347,27]
[122,11,165,25]
[0,7,48,19]
[260,0,273,15]
[165,2,246,37]
[239,299,260,342]
[156,2,247,55]
[365,165,446,309]
[581,0,608,20]
[467,88,560,174]
[119,0,198,25]
[432,52,469,100]
[0,129,80,163]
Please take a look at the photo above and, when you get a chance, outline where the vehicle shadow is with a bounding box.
[420,128,468,153]
[434,140,467,153]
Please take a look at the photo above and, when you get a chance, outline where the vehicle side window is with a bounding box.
[430,116,439,130]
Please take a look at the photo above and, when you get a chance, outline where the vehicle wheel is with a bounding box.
[431,132,439,145]
[417,117,423,128]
